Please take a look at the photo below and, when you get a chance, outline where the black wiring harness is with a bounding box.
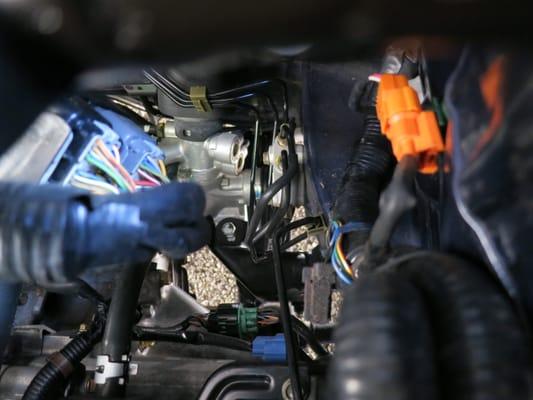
[271,216,326,400]
[22,281,107,400]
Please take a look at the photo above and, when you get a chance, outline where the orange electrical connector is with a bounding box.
[376,74,444,174]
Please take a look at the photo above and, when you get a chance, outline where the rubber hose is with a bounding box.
[0,282,20,367]
[394,253,532,400]
[22,321,104,400]
[251,151,291,244]
[290,316,328,358]
[96,262,149,398]
[133,327,252,352]
[330,253,532,400]
[245,125,298,245]
[329,270,437,400]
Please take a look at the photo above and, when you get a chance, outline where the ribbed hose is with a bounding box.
[22,320,104,400]
[332,82,395,251]
[398,254,532,400]
[330,253,532,400]
[329,270,437,399]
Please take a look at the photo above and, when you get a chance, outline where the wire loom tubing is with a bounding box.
[329,253,532,400]
[23,300,106,400]
[332,81,395,252]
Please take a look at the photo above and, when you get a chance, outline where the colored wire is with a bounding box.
[329,221,355,284]
[145,156,162,173]
[140,162,170,183]
[335,235,353,276]
[86,152,130,191]
[138,169,161,186]
[135,180,158,188]
[94,139,136,191]
[158,160,168,177]
[368,73,382,82]
[72,174,120,195]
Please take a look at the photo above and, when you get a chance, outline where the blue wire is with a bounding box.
[331,253,352,285]
[144,157,161,173]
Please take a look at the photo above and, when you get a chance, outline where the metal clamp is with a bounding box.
[94,355,138,385]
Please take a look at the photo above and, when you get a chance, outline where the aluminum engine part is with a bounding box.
[159,125,251,224]
[264,127,306,207]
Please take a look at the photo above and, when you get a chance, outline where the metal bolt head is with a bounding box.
[221,222,237,236]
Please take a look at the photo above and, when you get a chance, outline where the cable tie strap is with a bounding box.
[190,86,212,112]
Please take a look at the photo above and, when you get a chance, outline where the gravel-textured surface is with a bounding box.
[184,207,342,318]
[183,247,239,307]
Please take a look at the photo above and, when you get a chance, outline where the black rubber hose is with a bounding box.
[272,223,305,400]
[329,270,437,400]
[290,317,328,358]
[332,81,395,252]
[392,253,532,400]
[96,262,149,398]
[330,253,532,400]
[251,151,291,244]
[133,326,252,352]
[22,316,105,400]
[245,124,298,246]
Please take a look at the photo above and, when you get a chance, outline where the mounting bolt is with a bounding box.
[222,222,237,236]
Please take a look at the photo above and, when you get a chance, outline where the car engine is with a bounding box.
[0,2,532,400]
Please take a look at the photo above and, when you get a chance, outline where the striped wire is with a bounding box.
[140,162,170,183]
[86,152,130,191]
[329,220,355,284]
[94,139,136,191]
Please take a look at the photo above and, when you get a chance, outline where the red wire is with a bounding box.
[135,180,158,187]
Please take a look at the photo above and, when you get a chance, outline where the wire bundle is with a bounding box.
[142,68,288,121]
[70,138,168,195]
[329,220,372,284]
[257,308,280,327]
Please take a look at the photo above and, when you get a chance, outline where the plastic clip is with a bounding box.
[190,86,212,112]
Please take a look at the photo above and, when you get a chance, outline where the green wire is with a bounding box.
[140,164,170,183]
[86,153,129,191]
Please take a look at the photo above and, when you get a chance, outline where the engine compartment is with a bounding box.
[0,4,532,399]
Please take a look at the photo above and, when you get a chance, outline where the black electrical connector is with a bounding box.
[207,304,258,339]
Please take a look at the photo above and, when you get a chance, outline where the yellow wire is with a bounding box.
[158,160,167,177]
[335,235,354,277]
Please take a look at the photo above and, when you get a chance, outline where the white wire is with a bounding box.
[138,169,161,185]
[72,174,120,195]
